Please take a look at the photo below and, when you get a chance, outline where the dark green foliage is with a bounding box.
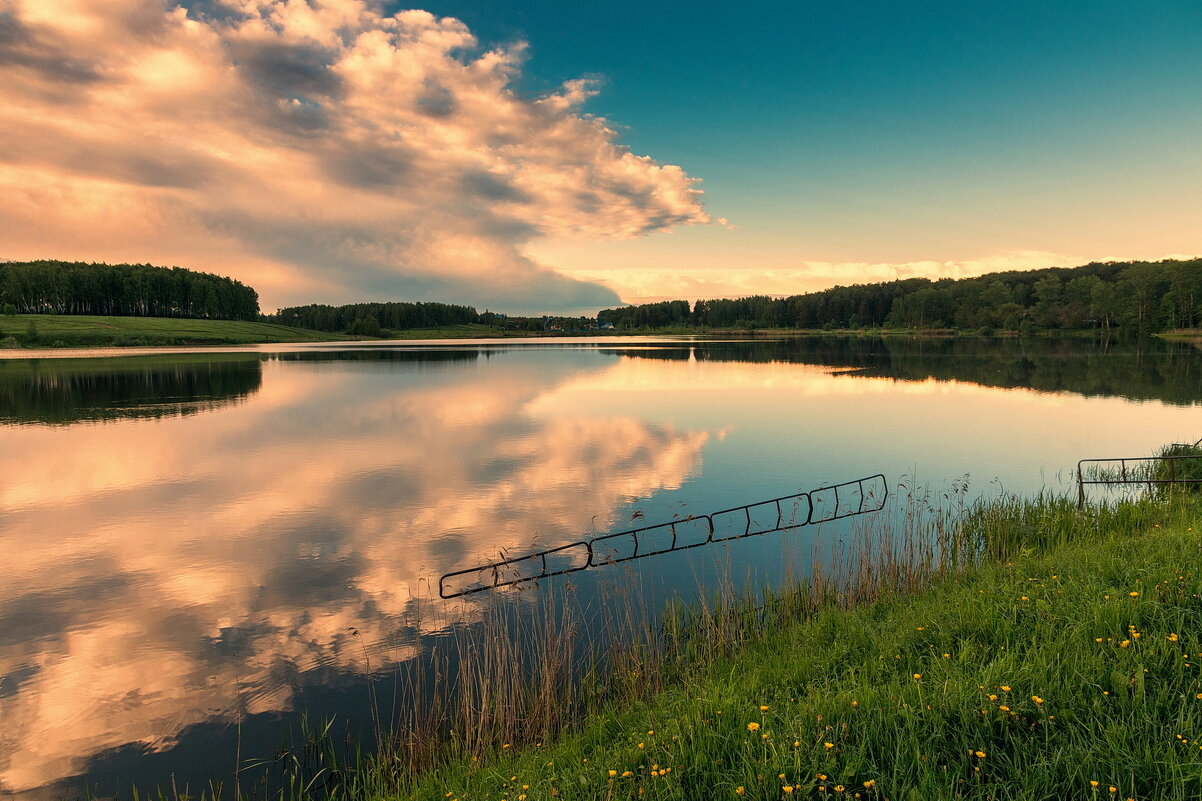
[0,355,263,425]
[599,259,1202,334]
[1152,442,1202,494]
[271,301,480,332]
[0,260,259,320]
[1,303,15,315]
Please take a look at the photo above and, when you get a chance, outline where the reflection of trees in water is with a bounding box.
[0,349,489,426]
[0,355,265,425]
[612,337,1202,406]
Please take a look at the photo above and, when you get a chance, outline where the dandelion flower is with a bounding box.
[1091,781,1099,788]
[824,742,835,749]
[988,694,998,701]
[999,705,1010,712]
[779,774,786,780]
[1031,696,1044,705]
[608,770,617,778]
[1109,787,1117,794]
[793,740,801,747]
[1000,685,1011,692]
[913,673,922,680]
[783,786,795,794]
[747,722,760,732]
[975,750,986,758]
[835,786,845,793]
[760,705,770,711]
[736,788,745,796]
[1168,633,1179,642]
[1129,592,1139,597]
[863,780,876,789]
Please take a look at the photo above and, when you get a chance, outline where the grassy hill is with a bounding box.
[0,314,355,347]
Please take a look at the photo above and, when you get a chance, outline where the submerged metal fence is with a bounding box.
[439,473,888,599]
[1076,450,1202,507]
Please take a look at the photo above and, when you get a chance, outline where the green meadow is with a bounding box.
[204,476,1202,801]
[0,314,352,346]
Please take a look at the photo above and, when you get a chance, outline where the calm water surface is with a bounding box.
[2,336,1200,796]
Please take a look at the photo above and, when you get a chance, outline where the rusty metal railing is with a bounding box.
[439,473,888,599]
[1076,454,1202,507]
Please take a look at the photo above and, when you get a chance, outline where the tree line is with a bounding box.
[269,301,481,334]
[598,259,1202,337]
[0,260,260,321]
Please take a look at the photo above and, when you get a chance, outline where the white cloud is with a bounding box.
[0,0,709,310]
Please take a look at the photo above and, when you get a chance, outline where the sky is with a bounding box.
[1,0,1200,313]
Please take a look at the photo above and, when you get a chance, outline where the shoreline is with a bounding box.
[3,313,1195,353]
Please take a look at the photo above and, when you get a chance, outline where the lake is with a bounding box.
[2,335,1200,797]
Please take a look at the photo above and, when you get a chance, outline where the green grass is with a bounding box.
[106,491,1202,801]
[348,494,1201,801]
[0,314,353,346]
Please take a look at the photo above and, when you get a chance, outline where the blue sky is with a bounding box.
[3,0,1199,310]
[410,0,1202,301]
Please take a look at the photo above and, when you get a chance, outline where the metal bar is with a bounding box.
[439,474,888,598]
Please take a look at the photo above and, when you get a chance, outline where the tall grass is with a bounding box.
[118,483,1202,801]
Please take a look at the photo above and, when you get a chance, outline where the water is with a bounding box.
[1,335,1200,796]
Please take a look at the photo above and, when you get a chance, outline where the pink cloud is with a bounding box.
[0,0,709,310]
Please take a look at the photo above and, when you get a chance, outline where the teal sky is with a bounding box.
[3,0,1199,310]
[414,0,1202,301]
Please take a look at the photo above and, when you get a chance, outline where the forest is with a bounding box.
[598,259,1202,336]
[270,301,482,334]
[0,260,260,321]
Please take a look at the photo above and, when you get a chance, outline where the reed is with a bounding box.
[119,476,1202,801]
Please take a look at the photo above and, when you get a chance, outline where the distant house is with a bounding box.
[598,320,615,330]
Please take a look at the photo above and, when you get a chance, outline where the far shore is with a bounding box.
[2,312,1197,351]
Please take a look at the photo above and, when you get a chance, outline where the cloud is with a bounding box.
[0,353,711,791]
[0,0,709,311]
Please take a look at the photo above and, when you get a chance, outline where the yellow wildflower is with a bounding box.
[760,705,770,711]
[835,786,845,793]
[1031,695,1044,704]
[863,780,876,789]
[975,750,986,758]
[747,722,760,732]
[783,786,795,794]
[1168,633,1179,642]
[608,770,617,778]
[913,673,922,680]
[824,742,835,749]
[1091,781,1099,788]
[1000,685,1011,691]
[736,788,745,796]
[1129,591,1139,597]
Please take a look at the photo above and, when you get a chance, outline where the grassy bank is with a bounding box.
[107,488,1202,801]
[0,314,353,347]
[358,494,1197,801]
